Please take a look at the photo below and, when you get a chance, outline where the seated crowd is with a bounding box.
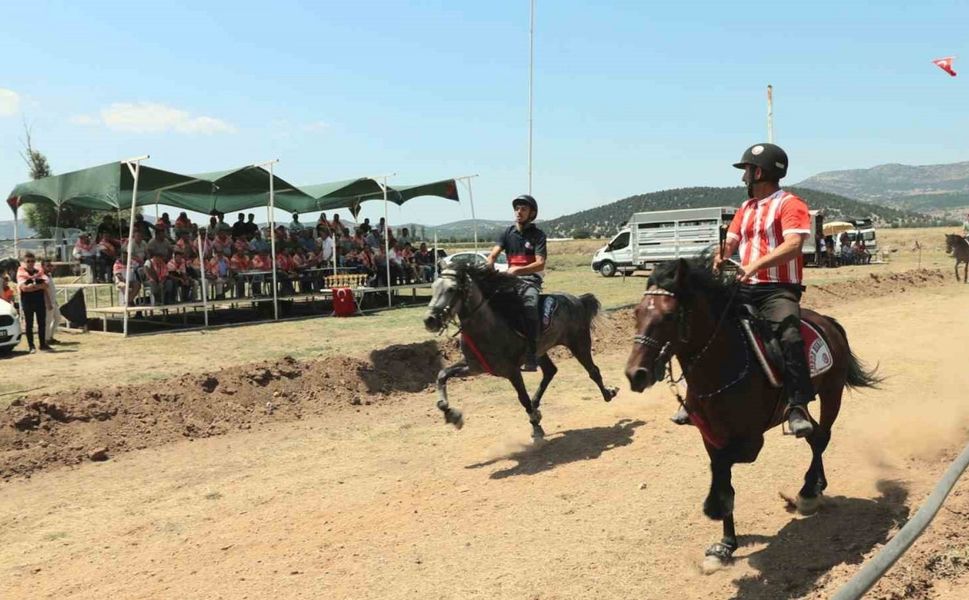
[75,210,437,307]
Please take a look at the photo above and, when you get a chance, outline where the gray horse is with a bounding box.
[423,263,618,439]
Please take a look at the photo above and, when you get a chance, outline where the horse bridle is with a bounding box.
[429,269,494,335]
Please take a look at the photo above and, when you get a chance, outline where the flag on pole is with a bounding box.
[932,57,957,77]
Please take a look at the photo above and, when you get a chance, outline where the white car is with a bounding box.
[0,299,22,354]
[440,251,508,273]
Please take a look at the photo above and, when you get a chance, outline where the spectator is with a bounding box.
[205,252,230,299]
[155,212,173,239]
[1,275,14,304]
[147,225,173,262]
[144,252,174,305]
[73,233,98,279]
[332,214,348,237]
[40,259,61,345]
[174,212,192,236]
[250,249,272,295]
[823,235,835,267]
[167,251,194,302]
[97,233,117,283]
[244,213,259,237]
[97,214,119,243]
[359,217,372,234]
[415,242,435,282]
[113,250,141,306]
[231,213,247,239]
[275,247,296,295]
[365,227,382,250]
[289,212,304,232]
[212,229,233,257]
[319,228,335,265]
[249,230,270,255]
[317,213,331,232]
[229,248,251,297]
[216,211,232,234]
[397,227,412,247]
[133,213,154,240]
[16,252,51,353]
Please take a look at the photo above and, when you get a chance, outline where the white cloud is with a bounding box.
[69,114,98,126]
[99,102,236,134]
[0,88,21,117]
[304,120,329,132]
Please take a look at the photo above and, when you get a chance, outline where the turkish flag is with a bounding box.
[933,57,957,77]
[6,196,20,213]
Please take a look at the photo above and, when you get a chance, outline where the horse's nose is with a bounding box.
[423,313,439,331]
[626,367,653,393]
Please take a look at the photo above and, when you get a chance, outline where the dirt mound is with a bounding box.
[0,340,459,480]
[805,268,949,311]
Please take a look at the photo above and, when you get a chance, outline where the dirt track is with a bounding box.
[1,272,968,599]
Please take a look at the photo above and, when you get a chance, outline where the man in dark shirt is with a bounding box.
[487,194,547,371]
[231,213,247,239]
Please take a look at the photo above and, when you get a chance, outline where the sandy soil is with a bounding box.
[1,273,967,599]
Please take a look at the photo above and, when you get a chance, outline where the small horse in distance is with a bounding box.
[624,257,880,572]
[944,233,969,283]
[424,262,618,439]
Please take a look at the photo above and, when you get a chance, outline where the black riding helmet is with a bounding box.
[733,143,789,180]
[512,194,539,221]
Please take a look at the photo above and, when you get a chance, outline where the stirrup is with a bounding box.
[784,405,814,438]
[671,405,692,426]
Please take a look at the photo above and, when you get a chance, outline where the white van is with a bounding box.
[0,299,22,354]
[591,207,737,277]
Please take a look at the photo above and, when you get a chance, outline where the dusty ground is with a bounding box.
[0,265,967,599]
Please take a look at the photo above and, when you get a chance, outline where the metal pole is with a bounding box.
[767,84,774,143]
[832,440,969,600]
[434,230,439,278]
[197,228,208,328]
[528,0,535,194]
[456,176,482,251]
[383,176,392,308]
[268,162,279,321]
[12,199,19,259]
[121,155,149,337]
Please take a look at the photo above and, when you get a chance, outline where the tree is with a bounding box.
[19,124,97,238]
[572,229,592,239]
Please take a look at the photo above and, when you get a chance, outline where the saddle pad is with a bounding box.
[740,319,834,388]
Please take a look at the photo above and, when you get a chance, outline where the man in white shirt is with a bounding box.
[319,229,335,265]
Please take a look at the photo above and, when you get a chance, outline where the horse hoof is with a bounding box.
[604,387,619,402]
[796,494,821,516]
[701,555,725,575]
[445,409,464,430]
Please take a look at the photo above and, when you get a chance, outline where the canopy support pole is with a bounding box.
[455,175,480,250]
[528,0,535,194]
[382,177,392,308]
[434,230,439,279]
[12,199,19,259]
[122,155,150,338]
[263,160,280,321]
[198,229,209,328]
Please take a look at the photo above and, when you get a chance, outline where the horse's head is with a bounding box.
[945,234,958,254]
[424,266,469,333]
[625,259,694,393]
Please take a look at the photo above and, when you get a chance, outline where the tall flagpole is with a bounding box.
[528,0,535,194]
[767,84,774,143]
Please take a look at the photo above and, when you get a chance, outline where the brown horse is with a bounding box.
[624,258,880,572]
[944,233,969,283]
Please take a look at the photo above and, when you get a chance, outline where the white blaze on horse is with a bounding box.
[423,263,618,440]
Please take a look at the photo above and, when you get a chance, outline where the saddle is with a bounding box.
[737,305,833,388]
[488,293,561,336]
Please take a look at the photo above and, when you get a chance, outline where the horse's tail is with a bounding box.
[827,317,883,389]
[579,293,601,330]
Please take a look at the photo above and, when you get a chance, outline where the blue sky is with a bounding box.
[1,0,965,226]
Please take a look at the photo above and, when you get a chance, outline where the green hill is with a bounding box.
[540,186,952,238]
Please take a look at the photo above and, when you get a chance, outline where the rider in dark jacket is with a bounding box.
[487,195,547,372]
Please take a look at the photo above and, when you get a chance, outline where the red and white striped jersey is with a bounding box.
[726,189,811,285]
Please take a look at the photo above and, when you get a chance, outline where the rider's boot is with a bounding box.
[782,340,815,438]
[671,404,692,425]
[521,315,540,372]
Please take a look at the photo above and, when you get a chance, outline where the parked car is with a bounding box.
[0,298,22,354]
[440,251,508,273]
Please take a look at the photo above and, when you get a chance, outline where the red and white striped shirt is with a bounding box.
[726,189,811,285]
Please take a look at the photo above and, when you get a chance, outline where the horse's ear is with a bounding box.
[673,258,690,288]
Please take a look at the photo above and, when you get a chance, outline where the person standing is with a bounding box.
[486,195,547,371]
[41,259,60,344]
[16,252,52,353]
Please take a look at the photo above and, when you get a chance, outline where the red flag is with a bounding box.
[933,56,957,77]
[6,196,20,213]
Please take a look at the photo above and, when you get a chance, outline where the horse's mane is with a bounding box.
[648,254,739,315]
[452,262,522,296]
